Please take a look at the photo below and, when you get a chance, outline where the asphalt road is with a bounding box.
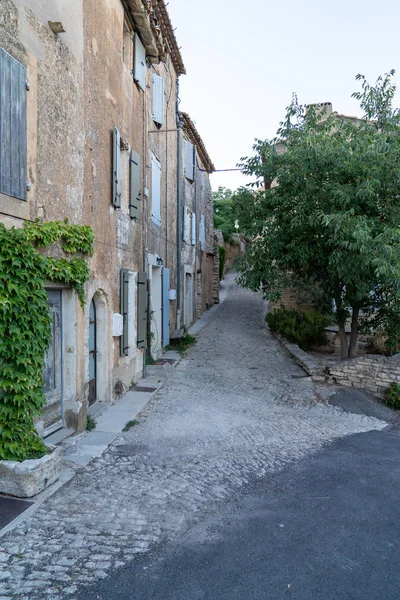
[76,424,400,600]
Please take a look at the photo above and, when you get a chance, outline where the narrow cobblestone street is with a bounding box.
[0,277,386,600]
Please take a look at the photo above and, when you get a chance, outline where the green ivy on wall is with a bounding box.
[0,220,94,462]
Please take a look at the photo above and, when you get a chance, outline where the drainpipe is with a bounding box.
[176,79,184,331]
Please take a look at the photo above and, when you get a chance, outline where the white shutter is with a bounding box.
[152,73,165,125]
[134,34,146,90]
[151,153,161,225]
[191,212,196,246]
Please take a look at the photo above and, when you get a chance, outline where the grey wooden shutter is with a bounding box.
[120,269,129,356]
[162,267,170,347]
[152,73,165,125]
[129,149,141,219]
[0,49,27,201]
[134,34,146,90]
[151,153,161,225]
[191,212,196,245]
[183,207,188,242]
[113,127,121,207]
[200,215,205,250]
[137,272,148,349]
[184,140,194,181]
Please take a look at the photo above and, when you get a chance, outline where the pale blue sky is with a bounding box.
[168,0,400,191]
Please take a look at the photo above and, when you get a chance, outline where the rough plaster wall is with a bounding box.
[145,59,179,331]
[83,0,146,395]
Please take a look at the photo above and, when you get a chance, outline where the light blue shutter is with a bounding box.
[151,153,161,225]
[137,272,148,349]
[0,49,27,201]
[184,140,194,181]
[152,73,165,125]
[134,34,146,90]
[129,149,141,219]
[191,212,196,245]
[162,267,170,347]
[113,127,121,207]
[200,215,205,251]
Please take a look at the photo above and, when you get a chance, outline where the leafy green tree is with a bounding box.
[213,187,237,243]
[235,71,400,359]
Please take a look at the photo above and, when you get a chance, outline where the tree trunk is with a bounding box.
[338,324,349,360]
[348,306,360,358]
[335,293,349,361]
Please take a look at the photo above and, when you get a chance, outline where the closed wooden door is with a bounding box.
[43,291,63,434]
[88,299,97,405]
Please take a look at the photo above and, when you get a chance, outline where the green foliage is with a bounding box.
[266,308,330,351]
[218,245,226,281]
[236,71,400,359]
[146,353,155,366]
[122,419,140,432]
[383,382,400,409]
[213,187,238,243]
[168,333,197,355]
[86,415,96,431]
[0,221,93,461]
[24,219,94,256]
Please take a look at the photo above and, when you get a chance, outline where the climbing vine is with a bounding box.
[0,220,94,462]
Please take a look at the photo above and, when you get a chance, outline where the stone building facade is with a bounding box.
[0,0,217,434]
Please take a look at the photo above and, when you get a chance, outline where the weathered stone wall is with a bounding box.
[269,287,316,313]
[326,354,400,397]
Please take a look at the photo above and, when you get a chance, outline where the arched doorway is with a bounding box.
[88,298,97,405]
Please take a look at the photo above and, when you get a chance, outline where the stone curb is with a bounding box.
[273,334,319,377]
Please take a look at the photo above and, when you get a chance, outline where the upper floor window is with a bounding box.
[0,48,27,201]
[133,34,146,91]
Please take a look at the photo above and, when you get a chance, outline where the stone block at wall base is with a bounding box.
[0,445,63,498]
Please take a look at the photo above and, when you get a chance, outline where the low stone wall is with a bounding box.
[326,354,400,397]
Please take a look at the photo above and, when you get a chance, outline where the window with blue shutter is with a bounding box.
[120,269,129,357]
[151,152,161,225]
[152,73,165,125]
[133,34,146,91]
[162,267,170,347]
[0,49,27,201]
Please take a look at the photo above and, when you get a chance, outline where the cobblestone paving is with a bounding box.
[0,277,386,599]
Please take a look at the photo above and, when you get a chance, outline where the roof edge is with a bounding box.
[180,112,215,173]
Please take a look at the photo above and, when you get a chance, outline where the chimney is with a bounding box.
[305,102,333,121]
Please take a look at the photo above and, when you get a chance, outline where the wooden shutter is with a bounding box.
[0,49,27,201]
[137,272,148,349]
[134,34,146,90]
[129,149,141,219]
[151,153,161,225]
[184,140,194,181]
[162,267,170,347]
[191,212,196,246]
[120,269,129,356]
[183,207,188,242]
[113,127,121,207]
[200,215,205,251]
[152,73,165,125]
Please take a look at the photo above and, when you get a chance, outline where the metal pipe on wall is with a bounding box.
[176,78,183,331]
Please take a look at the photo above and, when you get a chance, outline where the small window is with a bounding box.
[0,49,27,201]
[184,140,195,182]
